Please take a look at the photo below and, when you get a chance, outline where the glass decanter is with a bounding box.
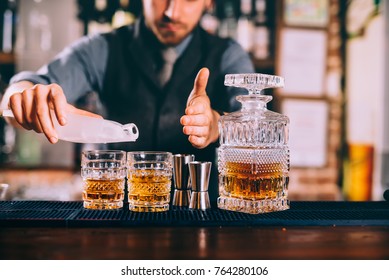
[217,73,290,214]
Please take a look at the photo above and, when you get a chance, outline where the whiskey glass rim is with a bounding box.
[81,150,127,164]
[127,151,173,161]
[82,150,127,155]
[127,151,172,155]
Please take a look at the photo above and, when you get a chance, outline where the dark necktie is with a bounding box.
[157,48,178,87]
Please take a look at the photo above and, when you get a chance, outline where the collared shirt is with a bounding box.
[174,34,192,58]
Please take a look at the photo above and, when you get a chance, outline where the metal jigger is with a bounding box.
[172,154,195,207]
[188,161,212,210]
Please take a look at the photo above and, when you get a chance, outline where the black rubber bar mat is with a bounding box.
[0,201,388,227]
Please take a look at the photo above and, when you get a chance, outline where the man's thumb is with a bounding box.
[192,67,209,96]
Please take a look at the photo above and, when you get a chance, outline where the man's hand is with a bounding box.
[180,67,221,149]
[1,82,101,144]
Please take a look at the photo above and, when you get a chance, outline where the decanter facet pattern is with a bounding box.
[217,73,290,214]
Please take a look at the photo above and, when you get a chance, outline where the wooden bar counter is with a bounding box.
[1,201,389,260]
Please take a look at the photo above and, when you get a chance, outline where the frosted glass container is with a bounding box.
[217,73,290,214]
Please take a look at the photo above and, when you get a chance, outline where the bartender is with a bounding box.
[0,0,254,203]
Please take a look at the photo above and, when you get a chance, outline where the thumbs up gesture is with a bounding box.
[180,68,221,149]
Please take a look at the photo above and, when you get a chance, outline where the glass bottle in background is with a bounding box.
[236,0,254,52]
[111,0,135,29]
[218,73,290,214]
[343,144,374,201]
[88,0,111,34]
[218,0,237,39]
[252,0,270,60]
[200,2,219,35]
[27,2,52,53]
[2,0,16,53]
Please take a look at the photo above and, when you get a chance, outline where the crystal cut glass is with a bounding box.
[217,73,290,214]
